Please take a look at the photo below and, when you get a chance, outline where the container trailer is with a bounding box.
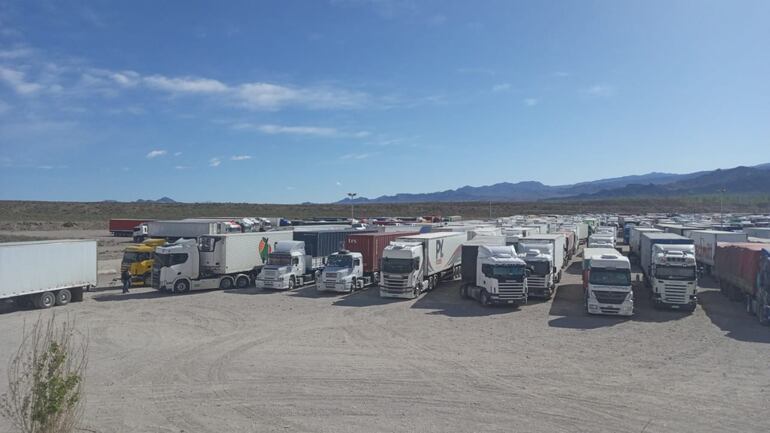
[0,240,96,309]
[713,243,770,312]
[318,231,417,293]
[687,230,748,273]
[109,218,154,237]
[152,231,293,292]
[460,244,528,306]
[293,229,373,264]
[380,232,464,299]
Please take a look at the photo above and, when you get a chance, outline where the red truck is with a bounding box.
[108,219,154,237]
[714,242,770,324]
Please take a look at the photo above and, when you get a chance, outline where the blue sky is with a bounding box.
[0,0,768,203]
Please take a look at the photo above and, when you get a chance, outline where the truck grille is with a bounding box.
[663,283,688,304]
[527,275,548,288]
[498,282,526,300]
[593,290,628,305]
[383,275,409,289]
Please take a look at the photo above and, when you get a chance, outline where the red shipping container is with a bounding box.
[345,231,418,274]
[108,219,154,236]
[714,242,770,295]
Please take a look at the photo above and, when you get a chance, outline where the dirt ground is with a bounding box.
[1,229,769,432]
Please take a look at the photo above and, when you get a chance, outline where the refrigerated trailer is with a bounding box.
[1,240,96,309]
[629,227,662,260]
[146,219,241,241]
[687,230,748,273]
[152,231,293,292]
[380,232,465,298]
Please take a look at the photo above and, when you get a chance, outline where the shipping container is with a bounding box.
[294,229,374,259]
[344,231,418,273]
[687,230,748,269]
[745,227,770,240]
[109,218,154,237]
[1,240,97,308]
[713,242,770,300]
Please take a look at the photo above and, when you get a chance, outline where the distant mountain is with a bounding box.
[336,163,770,204]
[135,197,177,204]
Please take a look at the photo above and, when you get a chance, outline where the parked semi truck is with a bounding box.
[380,232,464,299]
[120,238,166,287]
[582,247,633,316]
[629,227,662,261]
[109,218,154,237]
[255,241,324,290]
[152,231,293,292]
[640,232,698,310]
[141,219,244,242]
[517,240,559,298]
[520,233,566,273]
[713,243,770,319]
[687,230,748,273]
[460,244,528,306]
[1,240,96,309]
[318,231,417,293]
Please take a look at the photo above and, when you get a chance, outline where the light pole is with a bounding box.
[718,187,726,229]
[347,192,357,220]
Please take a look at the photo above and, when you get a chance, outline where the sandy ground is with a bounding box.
[1,230,769,432]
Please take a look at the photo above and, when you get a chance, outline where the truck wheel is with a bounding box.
[174,280,190,294]
[35,292,56,309]
[479,290,490,307]
[460,284,469,299]
[413,285,420,298]
[55,289,71,306]
[288,276,296,290]
[235,276,250,289]
[759,293,769,326]
[350,277,357,293]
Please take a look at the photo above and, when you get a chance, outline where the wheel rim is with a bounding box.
[59,291,70,304]
[42,294,54,307]
[176,281,187,292]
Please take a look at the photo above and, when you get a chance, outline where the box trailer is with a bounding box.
[1,240,96,309]
[344,231,418,274]
[380,232,465,298]
[745,227,770,240]
[640,232,694,279]
[713,242,770,303]
[629,227,662,259]
[147,220,238,240]
[687,230,748,271]
[520,233,565,270]
[109,218,154,237]
[152,231,293,292]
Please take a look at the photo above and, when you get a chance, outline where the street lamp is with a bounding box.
[718,187,726,229]
[347,192,357,220]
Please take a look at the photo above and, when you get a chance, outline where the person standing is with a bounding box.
[121,269,131,294]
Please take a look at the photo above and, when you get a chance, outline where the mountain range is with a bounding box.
[338,163,770,204]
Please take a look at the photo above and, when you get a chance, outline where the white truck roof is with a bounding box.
[584,248,629,269]
[274,240,305,253]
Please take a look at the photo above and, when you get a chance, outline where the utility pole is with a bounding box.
[489,201,492,220]
[718,187,726,229]
[347,192,357,220]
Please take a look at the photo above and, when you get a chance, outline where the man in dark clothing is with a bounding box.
[121,270,131,294]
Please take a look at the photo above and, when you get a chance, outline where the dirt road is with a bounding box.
[1,236,769,432]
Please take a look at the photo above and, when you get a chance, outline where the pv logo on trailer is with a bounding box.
[436,239,444,265]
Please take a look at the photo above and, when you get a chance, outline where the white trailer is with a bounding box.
[153,231,293,292]
[147,220,237,240]
[521,233,566,270]
[629,227,662,259]
[380,232,464,298]
[1,240,96,309]
[687,230,748,271]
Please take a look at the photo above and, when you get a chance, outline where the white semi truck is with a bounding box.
[460,244,528,306]
[152,231,293,292]
[0,240,96,309]
[379,232,464,299]
[640,232,698,310]
[582,247,633,316]
[517,241,558,298]
[255,241,324,290]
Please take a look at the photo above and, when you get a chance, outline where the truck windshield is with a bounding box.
[492,265,526,279]
[267,254,291,266]
[122,252,151,263]
[155,253,171,267]
[526,261,551,275]
[589,268,631,286]
[655,265,696,280]
[327,255,353,268]
[382,258,414,273]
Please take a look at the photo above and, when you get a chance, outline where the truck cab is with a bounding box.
[462,245,528,306]
[133,223,150,243]
[380,242,424,298]
[650,244,698,311]
[583,249,633,316]
[319,250,366,293]
[255,241,320,290]
[518,242,556,298]
[121,238,166,287]
[588,234,615,249]
[152,239,199,291]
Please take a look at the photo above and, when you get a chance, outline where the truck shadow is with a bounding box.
[548,283,691,329]
[332,287,410,307]
[697,276,770,344]
[410,281,521,317]
[91,287,213,302]
[564,261,583,276]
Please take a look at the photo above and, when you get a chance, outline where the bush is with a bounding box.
[1,314,88,433]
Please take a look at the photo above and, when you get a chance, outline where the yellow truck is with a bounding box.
[120,239,166,287]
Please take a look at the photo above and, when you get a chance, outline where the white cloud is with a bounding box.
[231,155,252,161]
[523,98,539,106]
[0,46,35,59]
[209,157,222,167]
[340,152,374,160]
[336,181,342,186]
[582,84,614,97]
[492,83,511,92]
[144,75,229,94]
[146,149,167,159]
[0,66,43,94]
[233,123,370,138]
[173,151,182,156]
[286,186,296,190]
[236,83,367,110]
[174,165,191,170]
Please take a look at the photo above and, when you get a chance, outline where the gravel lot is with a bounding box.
[1,231,769,432]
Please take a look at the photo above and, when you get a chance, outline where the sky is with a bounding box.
[0,0,769,203]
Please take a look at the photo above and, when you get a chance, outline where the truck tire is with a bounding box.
[460,284,469,299]
[350,277,357,293]
[219,277,234,289]
[235,276,250,289]
[173,279,190,294]
[35,292,56,309]
[288,276,296,290]
[479,290,491,307]
[55,289,71,306]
